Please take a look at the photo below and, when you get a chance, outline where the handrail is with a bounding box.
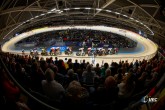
[0,56,59,110]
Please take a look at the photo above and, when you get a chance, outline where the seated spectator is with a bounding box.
[92,76,118,104]
[82,64,97,85]
[145,71,158,88]
[65,80,89,103]
[134,72,147,93]
[67,69,79,81]
[99,68,112,85]
[1,69,20,102]
[41,68,65,102]
[114,68,123,84]
[49,63,65,85]
[29,62,44,91]
[40,60,48,73]
[105,68,111,77]
[117,72,135,98]
[64,69,79,88]
[64,80,89,109]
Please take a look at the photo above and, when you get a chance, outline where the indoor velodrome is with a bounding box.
[1,26,158,65]
[0,0,165,110]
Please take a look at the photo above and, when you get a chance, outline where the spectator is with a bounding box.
[41,68,65,102]
[30,62,45,92]
[105,68,111,77]
[117,72,135,98]
[49,63,65,85]
[57,59,66,75]
[92,76,118,104]
[1,69,20,102]
[101,63,109,77]
[64,69,79,88]
[82,64,97,85]
[64,80,89,109]
[114,68,123,84]
[94,63,101,77]
[73,59,80,73]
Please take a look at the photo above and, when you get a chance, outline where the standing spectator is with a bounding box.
[94,63,101,77]
[101,63,109,77]
[73,59,80,73]
[57,59,66,75]
[54,57,58,65]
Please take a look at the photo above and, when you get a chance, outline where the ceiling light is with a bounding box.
[35,16,39,18]
[50,8,56,11]
[85,7,91,10]
[47,11,52,14]
[96,8,102,11]
[140,22,143,25]
[59,11,63,13]
[40,13,45,16]
[115,12,120,15]
[135,20,139,22]
[105,10,112,12]
[64,8,70,10]
[74,7,80,9]
[122,14,128,17]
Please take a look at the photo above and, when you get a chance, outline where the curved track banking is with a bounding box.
[1,25,158,65]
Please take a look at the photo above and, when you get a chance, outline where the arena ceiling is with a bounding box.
[0,0,165,44]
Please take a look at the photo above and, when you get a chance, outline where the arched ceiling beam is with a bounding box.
[116,5,162,29]
[127,0,161,28]
[140,4,159,8]
[94,0,116,16]
[0,6,48,16]
[1,11,164,41]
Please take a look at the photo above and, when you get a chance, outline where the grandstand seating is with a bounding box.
[0,51,164,110]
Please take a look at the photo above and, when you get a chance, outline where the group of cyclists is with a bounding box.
[76,47,118,56]
[28,45,119,56]
[40,47,62,56]
[22,46,118,57]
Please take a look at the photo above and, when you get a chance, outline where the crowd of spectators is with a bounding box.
[0,51,164,110]
[15,29,137,49]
